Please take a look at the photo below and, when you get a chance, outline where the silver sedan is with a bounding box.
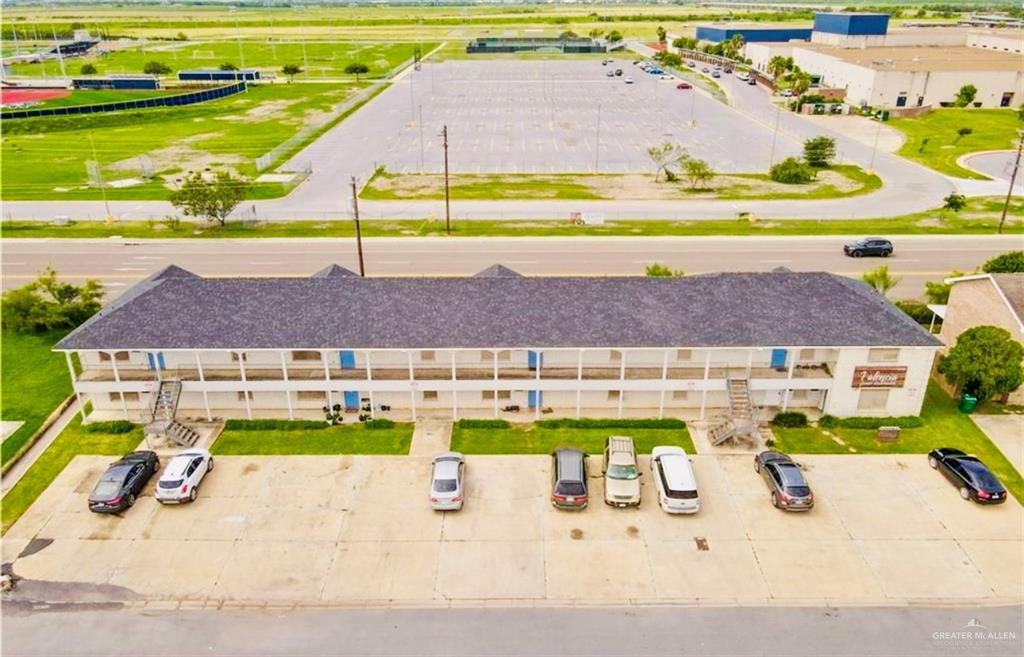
[429,452,465,511]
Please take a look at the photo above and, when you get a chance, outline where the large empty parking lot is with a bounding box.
[4,452,1020,607]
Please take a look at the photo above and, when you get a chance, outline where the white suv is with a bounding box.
[603,436,641,507]
[155,448,213,504]
[650,446,699,514]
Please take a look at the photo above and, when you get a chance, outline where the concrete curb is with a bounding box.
[1,395,75,478]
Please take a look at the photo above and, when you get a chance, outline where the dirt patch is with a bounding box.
[74,468,105,494]
[242,463,260,476]
[217,99,294,123]
[569,528,584,540]
[109,132,247,183]
[626,525,640,538]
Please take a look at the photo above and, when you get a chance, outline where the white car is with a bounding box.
[430,452,465,511]
[155,448,213,504]
[624,76,634,84]
[650,446,700,514]
[659,74,674,80]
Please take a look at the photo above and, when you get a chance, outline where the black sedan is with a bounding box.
[88,451,160,513]
[843,237,893,258]
[928,448,1007,504]
[754,451,814,511]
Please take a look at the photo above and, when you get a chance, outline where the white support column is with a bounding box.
[366,350,373,381]
[746,350,753,377]
[196,352,212,422]
[576,349,584,419]
[535,349,541,420]
[700,350,711,421]
[280,351,294,421]
[782,347,798,411]
[617,350,626,419]
[237,351,253,420]
[322,351,333,409]
[410,389,417,422]
[451,352,458,421]
[658,349,669,420]
[66,351,87,422]
[493,350,499,418]
[109,352,130,420]
[408,350,416,422]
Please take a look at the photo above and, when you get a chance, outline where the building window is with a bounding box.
[297,391,325,402]
[292,351,321,362]
[868,348,899,363]
[609,350,622,362]
[672,390,688,401]
[109,392,139,402]
[480,350,492,361]
[237,391,254,401]
[857,389,889,410]
[421,350,436,362]
[483,390,495,400]
[497,350,511,362]
[422,390,438,401]
[607,390,621,401]
[99,351,131,362]
[676,349,691,361]
[231,352,248,362]
[497,390,511,400]
[799,349,815,361]
[791,389,809,401]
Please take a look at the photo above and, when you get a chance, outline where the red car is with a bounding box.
[676,82,692,90]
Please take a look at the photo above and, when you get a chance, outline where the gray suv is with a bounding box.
[754,451,815,511]
[551,448,589,510]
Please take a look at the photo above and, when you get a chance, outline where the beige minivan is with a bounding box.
[603,436,641,507]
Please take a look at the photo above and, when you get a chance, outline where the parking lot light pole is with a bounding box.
[998,130,1023,235]
[350,176,365,277]
[594,103,601,172]
[442,125,451,235]
[768,104,781,167]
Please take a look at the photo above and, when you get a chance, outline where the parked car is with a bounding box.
[754,451,814,511]
[155,448,213,504]
[659,74,674,80]
[606,69,616,77]
[88,451,160,513]
[701,67,710,73]
[686,61,696,67]
[747,77,758,86]
[632,60,640,65]
[429,451,466,510]
[624,76,634,84]
[843,237,893,258]
[551,447,589,510]
[711,70,721,78]
[929,448,1007,504]
[676,82,693,90]
[780,88,794,97]
[650,446,700,514]
[615,68,624,76]
[602,436,641,507]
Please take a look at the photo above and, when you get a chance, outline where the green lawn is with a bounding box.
[2,89,181,111]
[1,418,142,534]
[1,82,365,201]
[10,42,430,81]
[211,423,414,455]
[4,195,1020,239]
[450,422,694,455]
[1,330,72,467]
[772,381,1024,504]
[890,109,1022,179]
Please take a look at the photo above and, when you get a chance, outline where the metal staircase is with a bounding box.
[146,379,199,447]
[716,375,760,446]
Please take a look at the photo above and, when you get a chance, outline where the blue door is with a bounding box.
[527,350,543,371]
[528,390,542,408]
[770,349,787,370]
[344,390,359,410]
[147,352,166,370]
[339,350,356,369]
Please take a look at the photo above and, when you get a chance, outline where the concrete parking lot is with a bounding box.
[5,451,1021,608]
[291,60,803,177]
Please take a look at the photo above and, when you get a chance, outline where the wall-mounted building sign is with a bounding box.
[852,366,907,388]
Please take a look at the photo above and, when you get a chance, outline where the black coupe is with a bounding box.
[928,448,1007,504]
[88,451,160,513]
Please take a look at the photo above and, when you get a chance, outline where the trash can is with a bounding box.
[958,393,978,414]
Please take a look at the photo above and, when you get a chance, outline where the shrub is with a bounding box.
[82,420,136,434]
[895,299,934,325]
[982,251,1024,273]
[802,136,837,168]
[535,418,685,429]
[1,267,103,333]
[455,419,510,429]
[364,418,395,430]
[819,415,924,429]
[223,419,329,431]
[769,157,815,184]
[80,63,97,75]
[771,412,807,428]
[143,61,171,75]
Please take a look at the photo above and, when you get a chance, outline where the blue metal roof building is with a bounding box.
[813,13,890,36]
[696,26,812,43]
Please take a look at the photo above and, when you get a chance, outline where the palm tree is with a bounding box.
[862,266,901,297]
[767,55,788,79]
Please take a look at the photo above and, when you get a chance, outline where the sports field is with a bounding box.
[1,88,178,110]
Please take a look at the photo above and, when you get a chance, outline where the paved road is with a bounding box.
[964,151,1024,191]
[3,235,1016,298]
[3,604,1021,656]
[3,59,1010,222]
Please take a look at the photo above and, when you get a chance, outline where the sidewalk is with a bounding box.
[972,414,1024,476]
[1,399,79,495]
[408,421,452,456]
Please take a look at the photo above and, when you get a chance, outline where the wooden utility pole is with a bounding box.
[351,176,365,277]
[998,131,1023,235]
[442,124,451,235]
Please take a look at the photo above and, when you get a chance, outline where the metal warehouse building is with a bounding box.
[466,37,606,54]
[57,265,940,431]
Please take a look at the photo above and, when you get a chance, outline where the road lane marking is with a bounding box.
[114,267,148,272]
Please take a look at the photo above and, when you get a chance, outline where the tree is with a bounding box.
[802,136,837,168]
[918,137,930,153]
[344,62,370,82]
[672,36,697,51]
[861,265,901,297]
[646,142,689,182]
[79,63,97,75]
[723,34,745,60]
[982,251,1024,273]
[683,158,714,189]
[769,157,815,184]
[169,171,251,227]
[1,267,104,333]
[953,127,973,143]
[281,64,303,82]
[588,28,604,40]
[558,30,578,39]
[954,84,977,107]
[655,52,682,68]
[924,270,966,304]
[938,326,1024,403]
[656,26,667,44]
[143,61,171,75]
[219,62,239,71]
[606,30,623,43]
[646,263,684,277]
[767,55,789,79]
[176,31,188,41]
[790,70,812,96]
[942,193,967,212]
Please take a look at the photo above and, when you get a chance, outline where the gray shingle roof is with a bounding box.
[992,274,1024,323]
[56,266,941,351]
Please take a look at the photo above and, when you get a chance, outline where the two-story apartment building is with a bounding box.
[56,264,941,424]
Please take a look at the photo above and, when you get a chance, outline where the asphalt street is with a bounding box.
[3,235,1016,298]
[3,604,1022,657]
